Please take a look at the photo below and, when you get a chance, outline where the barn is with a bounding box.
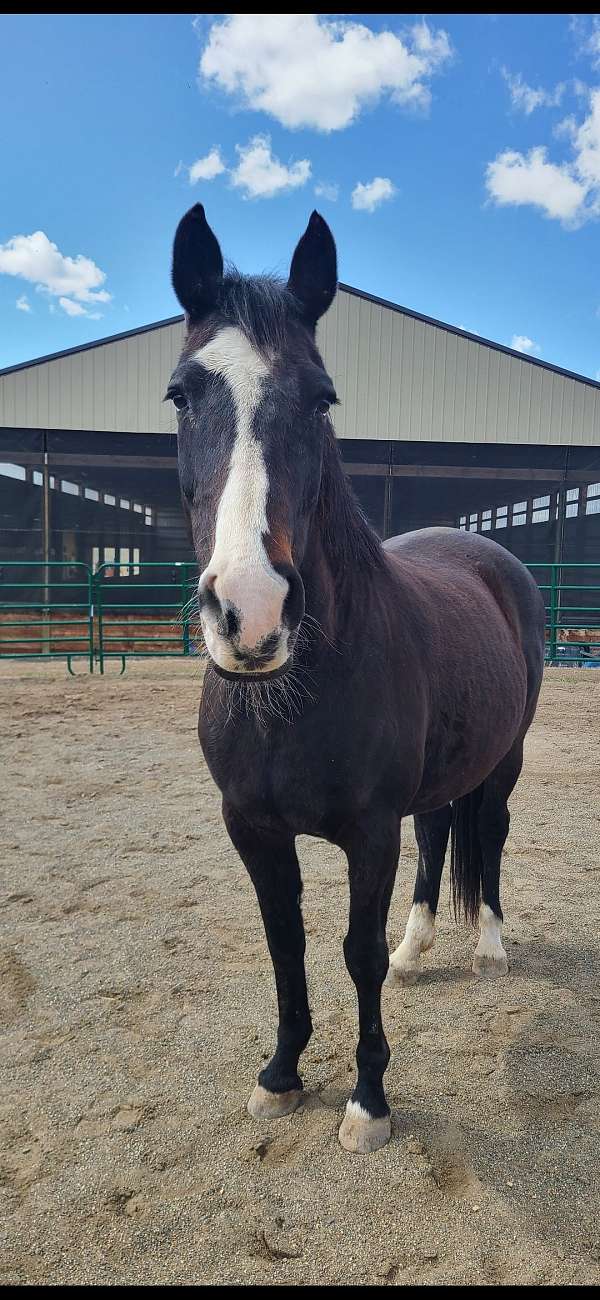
[1,283,599,664]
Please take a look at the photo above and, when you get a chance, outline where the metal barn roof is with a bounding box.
[1,284,599,445]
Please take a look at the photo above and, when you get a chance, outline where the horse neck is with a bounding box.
[298,431,389,654]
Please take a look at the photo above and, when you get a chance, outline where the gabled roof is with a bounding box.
[1,283,599,445]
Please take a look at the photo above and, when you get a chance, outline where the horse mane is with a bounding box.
[317,427,387,577]
[217,267,299,356]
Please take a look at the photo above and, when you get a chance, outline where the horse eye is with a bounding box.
[314,399,331,416]
[170,392,188,411]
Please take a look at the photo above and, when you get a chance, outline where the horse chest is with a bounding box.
[199,705,377,835]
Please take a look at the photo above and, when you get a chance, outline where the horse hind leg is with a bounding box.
[472,740,524,979]
[388,806,451,986]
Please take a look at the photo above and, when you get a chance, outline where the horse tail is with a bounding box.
[450,785,484,924]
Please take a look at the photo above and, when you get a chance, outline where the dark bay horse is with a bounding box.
[168,204,546,1154]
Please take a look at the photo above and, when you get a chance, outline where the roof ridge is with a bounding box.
[1,286,599,393]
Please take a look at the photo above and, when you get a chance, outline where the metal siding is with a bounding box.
[2,291,600,445]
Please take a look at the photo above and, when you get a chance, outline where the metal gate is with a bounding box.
[1,560,599,672]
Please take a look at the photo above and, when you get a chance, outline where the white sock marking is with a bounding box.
[389,902,435,976]
[473,903,506,963]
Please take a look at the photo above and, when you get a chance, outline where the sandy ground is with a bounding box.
[1,659,599,1287]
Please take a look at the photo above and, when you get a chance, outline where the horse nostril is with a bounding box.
[223,606,240,640]
[202,571,217,593]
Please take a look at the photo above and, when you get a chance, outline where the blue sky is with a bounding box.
[2,13,600,378]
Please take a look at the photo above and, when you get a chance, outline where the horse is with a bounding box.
[168,204,546,1155]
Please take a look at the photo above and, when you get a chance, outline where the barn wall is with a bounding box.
[2,289,600,445]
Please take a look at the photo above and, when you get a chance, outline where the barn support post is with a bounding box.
[551,450,569,664]
[42,432,51,656]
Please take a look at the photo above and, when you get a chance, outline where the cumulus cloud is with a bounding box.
[198,14,452,131]
[16,295,31,313]
[486,147,587,222]
[351,177,396,212]
[511,334,541,355]
[188,147,226,184]
[486,87,600,226]
[58,296,88,317]
[0,231,110,318]
[571,16,600,71]
[230,135,311,199]
[501,68,565,115]
[314,181,339,202]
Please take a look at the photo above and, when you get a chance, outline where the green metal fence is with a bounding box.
[0,561,95,674]
[95,560,198,674]
[529,561,600,669]
[1,559,599,672]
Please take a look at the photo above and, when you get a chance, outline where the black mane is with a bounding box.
[217,268,301,356]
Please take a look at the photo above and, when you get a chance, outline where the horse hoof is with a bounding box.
[472,951,509,979]
[387,957,420,987]
[338,1102,391,1154]
[247,1084,303,1120]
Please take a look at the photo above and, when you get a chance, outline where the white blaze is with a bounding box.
[194,326,289,664]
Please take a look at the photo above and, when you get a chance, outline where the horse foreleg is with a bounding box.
[223,803,312,1118]
[338,814,400,1154]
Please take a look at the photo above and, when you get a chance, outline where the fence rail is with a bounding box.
[1,559,599,672]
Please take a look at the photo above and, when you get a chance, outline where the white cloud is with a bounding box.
[230,135,311,199]
[198,14,452,132]
[486,86,600,226]
[571,16,600,71]
[188,147,226,184]
[0,231,110,318]
[511,334,541,355]
[16,295,31,313]
[501,68,565,115]
[351,176,396,212]
[59,297,87,317]
[486,147,587,222]
[314,181,339,202]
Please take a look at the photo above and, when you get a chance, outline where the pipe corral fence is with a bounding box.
[1,559,599,672]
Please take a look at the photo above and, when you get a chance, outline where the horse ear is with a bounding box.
[287,211,337,329]
[172,203,224,318]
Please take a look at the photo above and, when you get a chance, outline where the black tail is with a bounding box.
[450,785,484,924]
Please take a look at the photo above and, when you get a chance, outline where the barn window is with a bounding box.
[586,481,600,515]
[495,505,508,529]
[85,488,99,501]
[0,462,26,480]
